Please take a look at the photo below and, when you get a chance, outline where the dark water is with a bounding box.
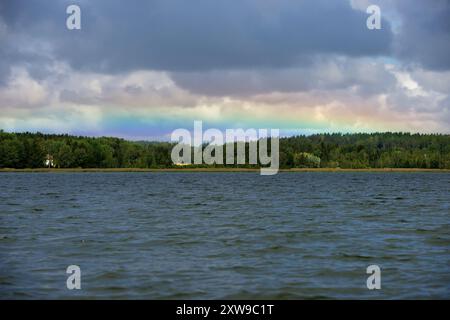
[0,172,449,299]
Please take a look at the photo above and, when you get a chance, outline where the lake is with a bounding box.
[0,172,449,299]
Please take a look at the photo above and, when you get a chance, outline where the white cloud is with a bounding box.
[0,67,48,108]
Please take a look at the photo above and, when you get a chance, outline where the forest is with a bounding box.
[0,130,449,169]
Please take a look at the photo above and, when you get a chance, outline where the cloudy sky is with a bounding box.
[0,0,449,140]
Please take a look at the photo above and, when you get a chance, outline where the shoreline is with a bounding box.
[1,168,449,173]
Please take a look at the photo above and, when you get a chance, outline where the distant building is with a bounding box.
[174,160,191,166]
[45,154,54,168]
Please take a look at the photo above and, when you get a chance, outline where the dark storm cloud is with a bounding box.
[0,0,393,75]
[171,58,398,97]
[394,0,450,70]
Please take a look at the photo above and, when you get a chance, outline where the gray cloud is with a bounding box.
[0,0,393,76]
[394,0,450,70]
[171,57,397,97]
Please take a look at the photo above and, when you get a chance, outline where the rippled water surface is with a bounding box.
[0,172,449,299]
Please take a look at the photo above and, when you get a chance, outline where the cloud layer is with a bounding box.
[0,0,449,138]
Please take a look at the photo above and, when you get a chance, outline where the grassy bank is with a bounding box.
[1,168,449,173]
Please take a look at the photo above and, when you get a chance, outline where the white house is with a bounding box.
[45,154,54,168]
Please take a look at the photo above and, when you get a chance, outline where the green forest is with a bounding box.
[0,130,449,169]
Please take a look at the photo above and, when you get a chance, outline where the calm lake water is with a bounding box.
[0,172,449,299]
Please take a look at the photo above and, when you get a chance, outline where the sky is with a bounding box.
[0,0,449,140]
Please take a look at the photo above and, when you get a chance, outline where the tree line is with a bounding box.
[0,130,449,169]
